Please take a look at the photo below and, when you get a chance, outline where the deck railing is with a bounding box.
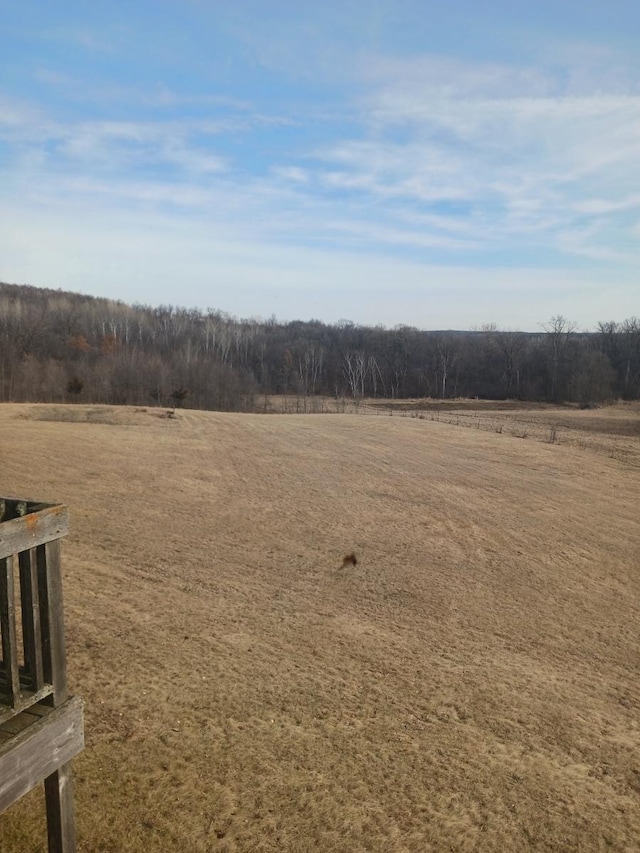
[0,497,83,852]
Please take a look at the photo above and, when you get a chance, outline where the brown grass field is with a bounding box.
[1,401,639,852]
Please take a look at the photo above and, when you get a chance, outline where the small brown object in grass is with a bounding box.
[341,552,358,568]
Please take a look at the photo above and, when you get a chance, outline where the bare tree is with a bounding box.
[435,335,461,399]
[343,351,368,398]
[542,315,578,401]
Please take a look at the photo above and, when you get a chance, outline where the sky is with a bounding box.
[1,0,639,331]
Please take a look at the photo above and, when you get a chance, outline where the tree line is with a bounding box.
[1,282,639,411]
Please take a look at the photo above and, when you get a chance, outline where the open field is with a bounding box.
[268,397,640,469]
[1,402,640,852]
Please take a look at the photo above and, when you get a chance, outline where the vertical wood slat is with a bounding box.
[0,555,21,707]
[38,540,68,705]
[20,548,45,691]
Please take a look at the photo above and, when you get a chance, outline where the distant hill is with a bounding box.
[1,281,638,408]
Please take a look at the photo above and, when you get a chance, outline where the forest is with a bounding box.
[1,282,639,412]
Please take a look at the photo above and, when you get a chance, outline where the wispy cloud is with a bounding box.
[270,166,310,184]
[38,25,123,53]
[3,193,630,329]
[32,68,254,112]
[292,52,640,264]
[2,2,639,327]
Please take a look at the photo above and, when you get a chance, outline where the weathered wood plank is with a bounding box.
[0,696,83,815]
[0,555,21,706]
[38,541,68,704]
[0,683,54,725]
[0,505,68,561]
[45,763,78,853]
[0,710,42,736]
[23,702,52,718]
[19,547,45,690]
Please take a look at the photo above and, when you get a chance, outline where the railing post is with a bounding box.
[38,540,68,704]
[45,764,77,853]
[40,538,76,851]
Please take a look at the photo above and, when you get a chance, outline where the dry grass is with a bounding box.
[268,397,640,468]
[384,401,640,469]
[1,402,639,852]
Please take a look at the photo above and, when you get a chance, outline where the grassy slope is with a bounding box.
[1,404,639,852]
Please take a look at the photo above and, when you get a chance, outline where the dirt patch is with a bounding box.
[18,404,145,426]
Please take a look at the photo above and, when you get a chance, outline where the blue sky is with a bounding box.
[1,1,638,330]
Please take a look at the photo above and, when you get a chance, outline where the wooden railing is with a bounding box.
[0,498,83,853]
[0,500,69,717]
